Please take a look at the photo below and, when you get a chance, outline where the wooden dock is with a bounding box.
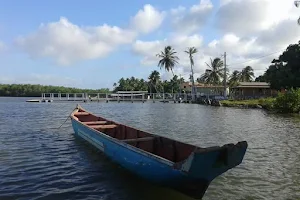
[32,92,193,103]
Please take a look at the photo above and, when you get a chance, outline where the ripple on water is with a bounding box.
[0,99,300,200]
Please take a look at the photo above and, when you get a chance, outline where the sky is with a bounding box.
[0,0,300,89]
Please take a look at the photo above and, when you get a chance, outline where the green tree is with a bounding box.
[199,57,224,85]
[114,77,148,92]
[148,70,161,93]
[196,77,205,84]
[240,66,255,82]
[0,84,110,97]
[255,75,267,82]
[274,88,300,113]
[184,47,198,100]
[169,75,182,93]
[263,42,300,89]
[156,46,179,76]
[137,79,148,91]
[228,70,241,87]
[179,77,185,84]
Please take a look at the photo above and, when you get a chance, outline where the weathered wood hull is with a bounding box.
[70,106,247,199]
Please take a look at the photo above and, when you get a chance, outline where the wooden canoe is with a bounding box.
[70,105,248,199]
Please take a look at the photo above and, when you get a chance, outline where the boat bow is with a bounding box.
[172,141,247,199]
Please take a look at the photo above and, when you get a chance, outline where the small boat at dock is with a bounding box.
[26,99,41,103]
[70,105,248,199]
[26,99,53,103]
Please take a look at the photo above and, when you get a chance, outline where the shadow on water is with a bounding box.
[73,137,194,200]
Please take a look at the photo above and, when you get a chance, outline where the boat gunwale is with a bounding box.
[70,106,175,166]
[70,105,248,167]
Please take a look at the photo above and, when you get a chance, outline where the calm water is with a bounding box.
[0,97,300,200]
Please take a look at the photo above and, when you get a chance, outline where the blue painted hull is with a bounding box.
[71,107,247,199]
[71,119,184,182]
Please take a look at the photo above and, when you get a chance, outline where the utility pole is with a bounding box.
[295,1,300,25]
[191,69,196,102]
[223,52,227,98]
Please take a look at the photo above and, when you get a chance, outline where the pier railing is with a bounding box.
[41,93,199,102]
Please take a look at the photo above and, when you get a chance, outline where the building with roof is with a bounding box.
[110,91,148,101]
[180,82,226,95]
[231,82,277,99]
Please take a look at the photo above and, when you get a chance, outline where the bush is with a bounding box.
[258,98,275,110]
[274,88,300,113]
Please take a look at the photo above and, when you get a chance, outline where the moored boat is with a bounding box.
[70,105,248,199]
[26,99,41,103]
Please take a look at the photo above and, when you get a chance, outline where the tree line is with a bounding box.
[2,41,299,97]
[152,41,300,91]
[0,84,110,97]
[255,41,300,90]
[155,46,255,90]
[113,72,185,93]
[113,46,256,95]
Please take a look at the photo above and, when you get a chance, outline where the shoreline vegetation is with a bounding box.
[1,41,300,114]
[0,84,299,114]
[220,98,273,109]
[153,41,300,115]
[0,84,110,97]
[220,88,300,114]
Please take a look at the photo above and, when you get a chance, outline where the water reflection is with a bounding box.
[0,98,299,200]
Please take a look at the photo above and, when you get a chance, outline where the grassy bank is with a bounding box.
[221,88,300,114]
[220,98,275,110]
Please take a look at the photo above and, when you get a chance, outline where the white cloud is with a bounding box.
[132,39,166,65]
[205,34,266,58]
[15,4,165,65]
[205,18,300,76]
[219,0,233,6]
[215,0,298,35]
[15,17,137,65]
[257,19,300,50]
[132,34,203,68]
[130,4,165,34]
[7,0,300,83]
[132,15,300,79]
[171,0,213,34]
[132,34,211,79]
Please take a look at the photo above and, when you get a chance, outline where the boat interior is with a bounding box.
[73,109,197,163]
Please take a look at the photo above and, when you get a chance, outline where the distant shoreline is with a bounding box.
[0,84,110,97]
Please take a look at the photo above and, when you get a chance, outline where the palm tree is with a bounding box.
[184,47,198,101]
[113,82,118,92]
[240,66,254,82]
[196,77,205,84]
[228,70,241,87]
[156,46,179,76]
[148,70,161,93]
[179,77,185,84]
[170,75,183,93]
[199,57,224,85]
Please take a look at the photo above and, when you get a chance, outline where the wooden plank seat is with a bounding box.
[82,121,107,125]
[74,112,90,116]
[121,137,155,143]
[89,124,117,129]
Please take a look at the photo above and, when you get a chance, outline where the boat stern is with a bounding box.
[173,141,248,199]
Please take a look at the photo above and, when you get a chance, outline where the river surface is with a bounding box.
[0,97,300,200]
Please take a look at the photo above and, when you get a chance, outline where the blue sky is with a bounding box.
[0,0,299,89]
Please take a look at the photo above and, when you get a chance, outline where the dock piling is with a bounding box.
[36,92,199,104]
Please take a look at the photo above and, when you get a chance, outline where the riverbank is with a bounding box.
[220,98,275,110]
[220,97,300,116]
